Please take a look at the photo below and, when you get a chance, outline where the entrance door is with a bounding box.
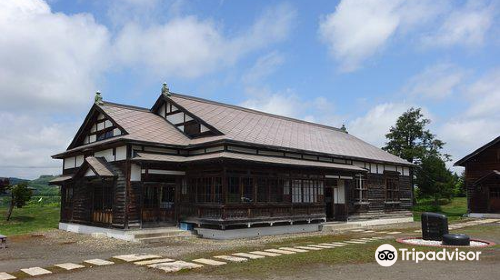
[489,187,500,213]
[325,187,334,220]
[142,183,176,225]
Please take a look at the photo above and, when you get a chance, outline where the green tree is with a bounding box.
[415,155,455,205]
[454,171,466,197]
[383,108,448,163]
[383,108,454,204]
[5,182,33,221]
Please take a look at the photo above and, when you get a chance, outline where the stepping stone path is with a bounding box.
[264,249,296,255]
[84,259,114,266]
[134,258,175,266]
[0,272,16,280]
[295,246,322,251]
[55,263,85,270]
[192,258,226,266]
[214,255,248,262]
[20,267,52,277]
[113,254,161,262]
[249,251,282,257]
[344,241,366,244]
[279,247,308,253]
[149,261,202,273]
[233,253,265,259]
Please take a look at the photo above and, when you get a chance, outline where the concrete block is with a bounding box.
[113,254,161,262]
[149,261,202,273]
[20,267,52,276]
[264,249,296,255]
[249,251,281,257]
[278,247,308,253]
[232,253,265,259]
[214,255,248,262]
[192,258,226,266]
[134,258,175,266]
[54,263,85,270]
[84,259,114,266]
[0,272,16,280]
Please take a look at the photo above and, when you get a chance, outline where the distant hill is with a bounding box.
[29,175,59,196]
[1,175,59,196]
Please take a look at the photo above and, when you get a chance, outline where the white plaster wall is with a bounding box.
[115,146,127,161]
[94,148,114,162]
[130,164,141,181]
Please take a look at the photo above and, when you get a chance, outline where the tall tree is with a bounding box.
[383,108,453,203]
[415,155,455,205]
[5,182,32,221]
[383,108,447,164]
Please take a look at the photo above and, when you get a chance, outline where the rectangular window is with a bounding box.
[354,175,368,203]
[242,177,253,203]
[64,186,73,207]
[292,180,302,203]
[93,185,113,210]
[386,177,399,201]
[257,177,268,202]
[227,176,240,203]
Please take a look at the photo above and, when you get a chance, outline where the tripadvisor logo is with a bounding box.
[375,244,482,267]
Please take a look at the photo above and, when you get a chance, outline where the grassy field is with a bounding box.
[412,196,467,222]
[182,222,499,279]
[0,201,60,236]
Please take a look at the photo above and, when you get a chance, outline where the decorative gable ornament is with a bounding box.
[161,83,170,96]
[94,91,103,105]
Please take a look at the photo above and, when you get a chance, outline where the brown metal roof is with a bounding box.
[86,157,116,177]
[48,175,73,185]
[168,93,410,165]
[133,152,368,172]
[55,93,411,166]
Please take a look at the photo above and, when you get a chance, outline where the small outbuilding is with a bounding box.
[455,136,500,214]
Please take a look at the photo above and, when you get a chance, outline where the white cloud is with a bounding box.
[0,0,111,112]
[240,87,302,118]
[0,112,77,179]
[348,103,413,148]
[243,51,285,83]
[319,0,402,72]
[422,1,496,47]
[464,69,500,118]
[114,3,296,78]
[404,63,465,100]
[318,0,496,72]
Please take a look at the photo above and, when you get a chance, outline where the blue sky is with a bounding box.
[1,0,499,179]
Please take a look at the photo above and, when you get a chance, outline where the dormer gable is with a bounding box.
[67,105,126,150]
[151,94,221,139]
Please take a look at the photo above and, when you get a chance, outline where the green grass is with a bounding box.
[0,202,60,236]
[182,223,500,279]
[412,196,467,222]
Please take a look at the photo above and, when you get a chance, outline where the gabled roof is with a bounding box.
[55,92,411,166]
[166,93,411,165]
[455,136,500,166]
[48,157,116,185]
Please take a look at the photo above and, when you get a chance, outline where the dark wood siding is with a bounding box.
[463,142,500,213]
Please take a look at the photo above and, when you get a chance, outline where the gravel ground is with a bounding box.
[3,220,497,277]
[0,221,423,272]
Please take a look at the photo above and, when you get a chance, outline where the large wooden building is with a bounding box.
[51,88,413,230]
[455,136,500,214]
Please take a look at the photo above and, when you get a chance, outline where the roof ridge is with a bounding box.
[101,101,150,112]
[168,92,345,133]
